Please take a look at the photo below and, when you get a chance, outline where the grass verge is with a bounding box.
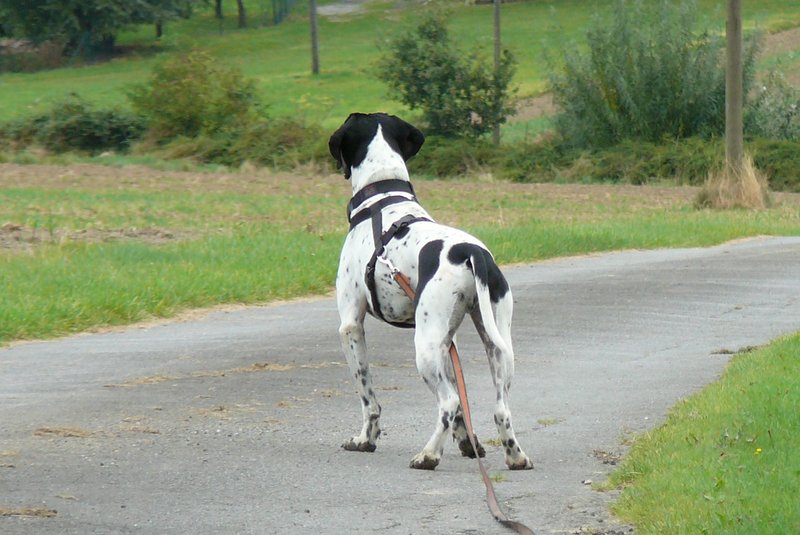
[605,334,800,534]
[0,227,341,342]
[2,166,799,345]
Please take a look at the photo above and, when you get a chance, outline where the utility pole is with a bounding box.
[310,0,320,75]
[492,0,501,146]
[725,0,743,174]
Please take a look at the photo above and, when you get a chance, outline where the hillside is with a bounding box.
[0,0,799,135]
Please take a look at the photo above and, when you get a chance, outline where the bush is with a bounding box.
[151,118,330,170]
[499,136,800,192]
[548,0,759,149]
[746,71,800,142]
[750,138,800,192]
[227,118,329,169]
[128,50,261,141]
[407,135,500,177]
[378,14,516,139]
[0,94,145,153]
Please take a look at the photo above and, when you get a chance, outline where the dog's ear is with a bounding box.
[328,113,356,179]
[388,115,425,162]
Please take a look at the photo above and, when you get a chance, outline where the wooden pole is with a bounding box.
[310,0,320,75]
[725,0,743,173]
[492,0,501,146]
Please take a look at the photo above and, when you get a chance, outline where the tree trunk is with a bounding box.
[155,21,163,39]
[215,0,223,19]
[492,0,501,146]
[310,0,319,75]
[236,0,247,28]
[725,0,743,173]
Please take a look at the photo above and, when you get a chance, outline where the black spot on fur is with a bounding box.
[447,243,509,303]
[415,239,444,306]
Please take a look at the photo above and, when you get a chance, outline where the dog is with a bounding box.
[329,112,532,471]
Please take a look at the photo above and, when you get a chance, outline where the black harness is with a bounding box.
[347,179,431,328]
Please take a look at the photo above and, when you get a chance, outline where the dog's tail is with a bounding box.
[452,243,513,358]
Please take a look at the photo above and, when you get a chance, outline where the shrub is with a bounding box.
[151,118,330,170]
[128,50,261,141]
[499,136,799,192]
[378,14,516,139]
[746,71,800,142]
[0,94,145,153]
[227,118,329,169]
[750,138,800,193]
[548,0,759,149]
[407,135,499,177]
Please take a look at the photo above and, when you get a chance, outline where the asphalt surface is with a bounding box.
[2,236,799,535]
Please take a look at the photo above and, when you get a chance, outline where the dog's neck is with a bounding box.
[349,125,410,195]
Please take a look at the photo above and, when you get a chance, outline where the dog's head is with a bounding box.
[328,113,424,181]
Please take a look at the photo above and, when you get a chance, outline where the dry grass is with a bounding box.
[0,508,58,517]
[696,155,772,209]
[32,427,95,438]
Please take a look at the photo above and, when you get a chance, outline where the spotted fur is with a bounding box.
[330,113,532,471]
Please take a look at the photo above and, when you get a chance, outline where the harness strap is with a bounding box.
[347,179,416,221]
[349,195,415,231]
[365,214,430,328]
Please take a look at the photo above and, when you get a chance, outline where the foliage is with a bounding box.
[548,0,759,149]
[378,14,516,139]
[499,136,800,192]
[0,0,201,56]
[128,49,259,141]
[746,71,800,142]
[0,94,145,153]
[407,135,499,178]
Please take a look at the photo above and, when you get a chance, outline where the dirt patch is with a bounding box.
[32,427,96,438]
[511,93,556,123]
[0,162,340,196]
[593,450,623,466]
[0,222,185,251]
[0,507,58,518]
[104,361,296,388]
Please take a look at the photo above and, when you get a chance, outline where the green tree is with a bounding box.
[0,0,202,56]
[378,14,516,139]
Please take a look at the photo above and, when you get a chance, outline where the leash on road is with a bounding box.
[379,256,536,535]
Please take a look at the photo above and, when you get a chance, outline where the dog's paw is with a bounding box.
[409,452,440,470]
[458,436,486,459]
[507,455,534,470]
[342,438,377,452]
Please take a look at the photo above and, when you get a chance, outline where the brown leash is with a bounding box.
[390,268,535,535]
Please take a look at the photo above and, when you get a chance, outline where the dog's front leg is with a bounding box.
[339,316,382,452]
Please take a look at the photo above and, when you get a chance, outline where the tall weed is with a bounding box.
[548,0,759,148]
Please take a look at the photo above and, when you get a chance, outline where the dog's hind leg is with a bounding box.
[409,284,472,470]
[471,295,533,470]
[447,338,486,459]
[338,299,382,453]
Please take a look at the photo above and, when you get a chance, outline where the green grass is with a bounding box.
[1,0,798,131]
[0,227,341,341]
[2,168,799,344]
[606,334,800,534]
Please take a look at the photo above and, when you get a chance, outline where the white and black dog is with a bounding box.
[329,112,532,471]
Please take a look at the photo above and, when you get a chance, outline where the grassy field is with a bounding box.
[2,163,800,345]
[1,0,799,131]
[605,334,800,534]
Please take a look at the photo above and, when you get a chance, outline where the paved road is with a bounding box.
[2,237,799,535]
